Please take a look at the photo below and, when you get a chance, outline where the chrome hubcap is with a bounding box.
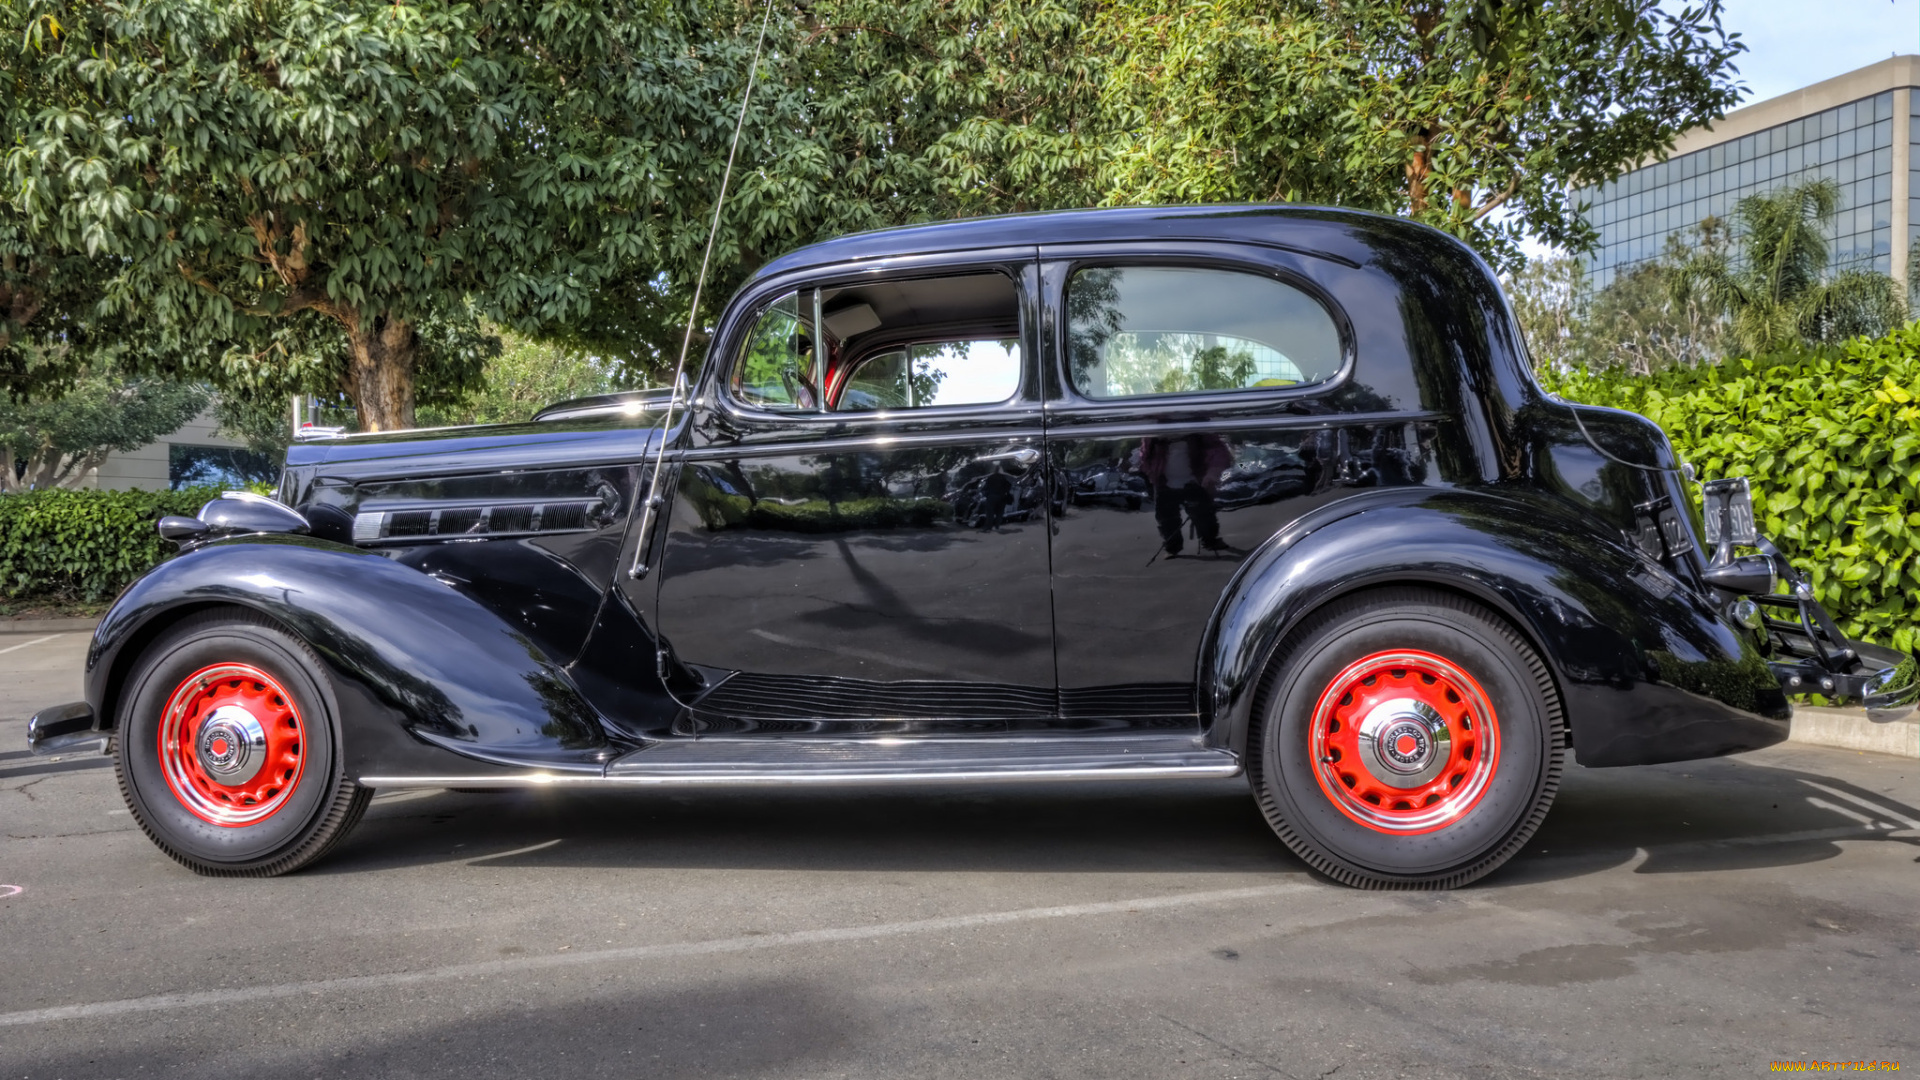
[1354,697,1451,790]
[196,705,267,785]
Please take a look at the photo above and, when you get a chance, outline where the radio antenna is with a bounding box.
[631,0,779,578]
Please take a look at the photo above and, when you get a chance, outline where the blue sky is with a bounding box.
[1726,0,1917,103]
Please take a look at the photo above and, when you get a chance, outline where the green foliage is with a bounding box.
[5,0,780,428]
[1100,339,1260,396]
[1507,226,1730,374]
[417,331,634,428]
[1084,0,1745,266]
[0,486,218,600]
[1542,326,1920,652]
[1672,180,1909,355]
[4,0,1751,422]
[0,1,127,400]
[0,366,210,491]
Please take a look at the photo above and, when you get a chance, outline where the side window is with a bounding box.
[1065,266,1342,400]
[838,340,1021,412]
[732,291,817,412]
[729,271,1024,415]
[838,349,909,411]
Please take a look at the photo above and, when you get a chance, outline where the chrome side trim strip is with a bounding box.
[360,761,1241,789]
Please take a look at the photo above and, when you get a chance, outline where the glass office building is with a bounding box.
[1579,57,1920,291]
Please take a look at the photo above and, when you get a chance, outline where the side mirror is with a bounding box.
[162,491,312,551]
[197,491,311,538]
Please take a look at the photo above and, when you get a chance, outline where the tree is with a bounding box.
[0,4,117,400]
[0,365,209,491]
[1504,256,1592,371]
[1585,230,1729,372]
[1507,224,1730,374]
[1673,179,1909,355]
[1083,0,1746,264]
[555,0,1106,374]
[7,0,802,429]
[7,0,1755,423]
[418,331,632,427]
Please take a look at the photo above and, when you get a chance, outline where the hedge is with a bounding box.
[1541,326,1920,654]
[0,486,224,602]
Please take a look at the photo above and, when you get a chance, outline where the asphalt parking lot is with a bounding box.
[1,628,1915,1079]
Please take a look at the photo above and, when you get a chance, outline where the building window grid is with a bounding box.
[1579,90,1896,291]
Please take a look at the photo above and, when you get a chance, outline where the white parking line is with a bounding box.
[0,817,1901,1029]
[0,634,64,656]
[1801,780,1920,830]
[467,838,562,864]
[0,882,1318,1027]
[1806,798,1890,830]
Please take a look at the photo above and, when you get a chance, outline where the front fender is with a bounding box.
[86,535,617,777]
[1205,489,1790,767]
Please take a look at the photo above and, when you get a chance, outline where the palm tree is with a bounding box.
[1672,179,1908,355]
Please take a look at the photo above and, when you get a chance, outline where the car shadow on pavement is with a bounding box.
[308,754,1920,885]
[0,750,112,782]
[1496,756,1920,885]
[322,778,1306,878]
[9,973,871,1080]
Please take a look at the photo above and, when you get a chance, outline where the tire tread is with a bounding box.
[1246,586,1566,890]
[112,606,370,877]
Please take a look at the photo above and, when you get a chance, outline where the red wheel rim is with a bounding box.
[157,663,307,827]
[1309,649,1500,834]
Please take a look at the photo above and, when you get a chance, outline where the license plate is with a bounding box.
[1701,477,1759,547]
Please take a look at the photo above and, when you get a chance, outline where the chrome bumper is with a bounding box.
[26,701,108,756]
[1695,482,1916,723]
[1856,642,1918,724]
[1759,598,1917,724]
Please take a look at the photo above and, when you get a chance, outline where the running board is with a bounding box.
[361,735,1240,789]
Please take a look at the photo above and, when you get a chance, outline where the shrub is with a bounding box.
[0,487,223,602]
[1541,326,1920,653]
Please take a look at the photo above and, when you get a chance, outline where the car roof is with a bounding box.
[749,204,1458,282]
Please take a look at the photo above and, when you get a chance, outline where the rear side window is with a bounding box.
[1065,266,1341,399]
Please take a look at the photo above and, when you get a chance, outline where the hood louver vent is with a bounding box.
[351,499,606,545]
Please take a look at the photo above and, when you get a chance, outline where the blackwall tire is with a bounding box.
[113,609,371,877]
[1247,587,1565,889]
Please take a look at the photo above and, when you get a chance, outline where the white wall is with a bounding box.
[85,406,248,491]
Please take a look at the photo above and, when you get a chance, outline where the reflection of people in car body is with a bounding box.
[979,464,1015,531]
[1138,434,1233,555]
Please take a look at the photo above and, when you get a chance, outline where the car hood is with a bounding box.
[286,416,667,483]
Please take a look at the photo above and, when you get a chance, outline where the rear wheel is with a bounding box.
[114,609,370,876]
[1248,588,1564,889]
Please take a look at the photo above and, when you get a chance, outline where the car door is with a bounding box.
[646,250,1057,735]
[1039,244,1437,730]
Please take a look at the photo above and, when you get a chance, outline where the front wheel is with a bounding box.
[114,609,370,876]
[1248,588,1565,889]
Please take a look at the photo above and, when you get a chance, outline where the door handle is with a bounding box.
[1008,448,1041,466]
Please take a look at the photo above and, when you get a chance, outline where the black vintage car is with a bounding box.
[28,206,1918,888]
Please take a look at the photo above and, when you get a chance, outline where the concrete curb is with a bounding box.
[1789,705,1920,759]
[0,617,99,634]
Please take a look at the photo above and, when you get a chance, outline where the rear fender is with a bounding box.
[1204,489,1790,767]
[86,536,619,778]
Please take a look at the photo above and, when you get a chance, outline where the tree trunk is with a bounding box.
[342,311,419,432]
